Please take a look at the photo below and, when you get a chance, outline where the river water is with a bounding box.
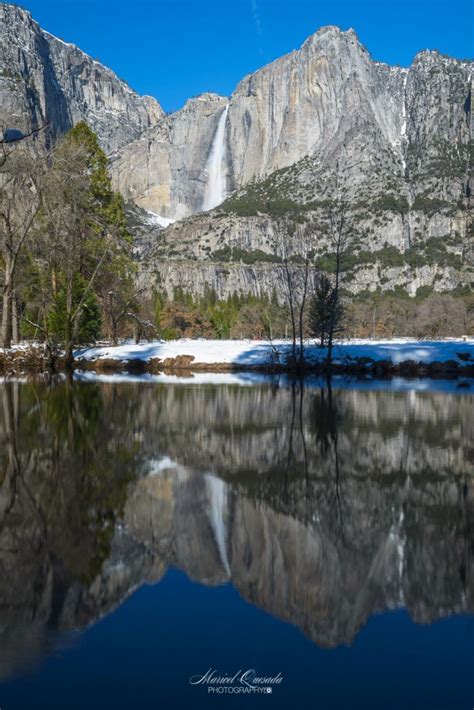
[0,377,472,708]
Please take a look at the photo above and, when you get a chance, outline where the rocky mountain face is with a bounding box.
[0,4,472,297]
[113,26,414,217]
[111,92,229,220]
[0,4,163,152]
[0,380,472,677]
[125,29,472,299]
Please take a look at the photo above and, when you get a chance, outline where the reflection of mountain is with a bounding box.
[0,381,472,679]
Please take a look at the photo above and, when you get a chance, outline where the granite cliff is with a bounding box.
[0,3,162,152]
[124,29,472,298]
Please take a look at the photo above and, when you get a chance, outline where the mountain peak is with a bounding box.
[0,3,33,26]
[301,24,362,49]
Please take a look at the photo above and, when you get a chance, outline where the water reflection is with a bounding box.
[0,379,472,679]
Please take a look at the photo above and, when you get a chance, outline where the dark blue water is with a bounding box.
[2,569,472,710]
[0,379,472,709]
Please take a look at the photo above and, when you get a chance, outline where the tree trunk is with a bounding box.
[64,272,75,369]
[65,341,74,369]
[1,255,14,349]
[327,317,335,367]
[12,293,19,344]
[111,318,118,346]
[1,287,12,349]
[133,320,140,344]
[284,262,297,365]
[64,313,74,369]
[298,258,309,368]
[326,246,341,370]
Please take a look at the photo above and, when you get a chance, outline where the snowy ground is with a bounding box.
[74,337,474,367]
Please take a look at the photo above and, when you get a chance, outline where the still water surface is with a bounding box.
[0,378,472,709]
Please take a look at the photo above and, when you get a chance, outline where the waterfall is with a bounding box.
[202,105,229,211]
[400,71,408,172]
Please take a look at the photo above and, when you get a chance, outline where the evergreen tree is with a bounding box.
[309,274,344,347]
[48,274,101,344]
[31,122,133,363]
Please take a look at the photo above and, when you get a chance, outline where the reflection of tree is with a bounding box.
[0,382,39,539]
[298,381,309,491]
[311,379,345,537]
[0,381,139,586]
[281,380,312,516]
[460,476,471,593]
[283,381,297,501]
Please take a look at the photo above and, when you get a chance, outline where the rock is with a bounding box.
[122,29,471,299]
[110,26,471,218]
[355,356,375,367]
[0,4,163,152]
[373,360,394,377]
[161,354,196,369]
[110,93,229,219]
[397,359,421,376]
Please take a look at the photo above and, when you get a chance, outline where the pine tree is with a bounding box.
[309,274,344,347]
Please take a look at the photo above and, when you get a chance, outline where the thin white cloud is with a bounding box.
[251,0,264,54]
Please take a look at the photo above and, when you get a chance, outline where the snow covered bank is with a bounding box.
[74,337,474,370]
[4,338,473,377]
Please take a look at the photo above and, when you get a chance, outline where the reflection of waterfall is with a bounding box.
[361,507,406,612]
[205,474,231,577]
[393,510,406,605]
[202,105,229,211]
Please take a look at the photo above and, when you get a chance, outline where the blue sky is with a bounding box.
[16,0,473,113]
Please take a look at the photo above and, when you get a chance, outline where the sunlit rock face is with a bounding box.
[0,381,472,678]
[113,27,471,296]
[110,93,229,220]
[112,25,471,214]
[0,4,162,152]
[227,27,406,185]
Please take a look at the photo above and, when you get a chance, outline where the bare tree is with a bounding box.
[324,166,352,368]
[298,240,311,367]
[280,221,314,369]
[0,146,42,348]
[282,248,298,364]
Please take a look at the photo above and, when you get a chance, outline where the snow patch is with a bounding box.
[148,456,176,475]
[143,210,175,228]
